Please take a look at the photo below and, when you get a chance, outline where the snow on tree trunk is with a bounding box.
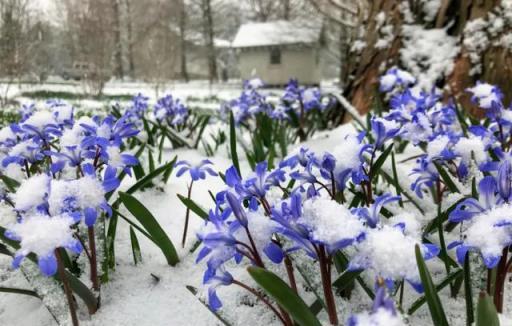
[344,0,512,115]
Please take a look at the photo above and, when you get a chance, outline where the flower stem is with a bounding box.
[284,255,298,294]
[55,249,80,326]
[181,181,194,248]
[88,226,99,291]
[436,179,453,296]
[298,100,306,142]
[318,245,338,325]
[261,198,298,293]
[493,247,508,312]
[232,279,291,326]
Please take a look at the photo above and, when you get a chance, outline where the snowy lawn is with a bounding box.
[1,74,512,326]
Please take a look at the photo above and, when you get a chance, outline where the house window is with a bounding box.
[270,47,281,65]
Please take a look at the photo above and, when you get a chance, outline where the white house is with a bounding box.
[232,20,323,86]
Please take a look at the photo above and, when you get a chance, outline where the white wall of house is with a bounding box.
[237,46,321,85]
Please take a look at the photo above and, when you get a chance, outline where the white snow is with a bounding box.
[331,132,364,175]
[300,197,365,247]
[350,307,406,326]
[426,134,451,159]
[14,174,50,212]
[21,111,56,131]
[8,213,77,257]
[351,225,425,284]
[453,136,487,164]
[400,25,459,89]
[464,204,512,260]
[232,20,322,48]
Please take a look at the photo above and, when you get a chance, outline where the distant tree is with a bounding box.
[111,0,124,79]
[178,0,189,82]
[0,0,32,105]
[201,0,218,83]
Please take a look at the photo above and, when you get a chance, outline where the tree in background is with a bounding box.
[0,0,33,104]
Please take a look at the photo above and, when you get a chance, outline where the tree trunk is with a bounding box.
[125,0,135,78]
[447,0,510,117]
[343,0,510,116]
[343,0,402,114]
[283,0,291,20]
[202,0,217,83]
[179,0,189,82]
[111,0,124,79]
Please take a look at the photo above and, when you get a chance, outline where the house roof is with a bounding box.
[232,20,322,48]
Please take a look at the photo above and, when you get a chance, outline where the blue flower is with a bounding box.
[153,94,188,126]
[351,193,401,228]
[467,82,504,116]
[448,176,512,268]
[379,68,416,93]
[347,283,402,326]
[175,159,218,181]
[196,195,283,310]
[81,115,139,148]
[272,194,365,257]
[126,93,149,120]
[449,176,497,223]
[5,213,82,276]
[370,117,401,149]
[410,156,438,198]
[19,103,35,122]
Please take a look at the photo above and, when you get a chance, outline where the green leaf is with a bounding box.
[177,194,208,220]
[434,162,460,193]
[464,253,474,325]
[148,149,155,173]
[143,118,155,146]
[414,245,449,326]
[378,168,424,214]
[0,174,20,192]
[119,192,179,266]
[229,112,241,177]
[121,158,176,199]
[64,270,100,314]
[391,152,403,207]
[408,269,463,314]
[132,163,146,180]
[476,291,499,326]
[333,251,374,299]
[0,242,12,256]
[0,286,39,298]
[248,266,322,326]
[332,269,363,294]
[129,226,142,265]
[370,143,394,179]
[194,115,210,149]
[186,285,232,326]
[294,264,327,315]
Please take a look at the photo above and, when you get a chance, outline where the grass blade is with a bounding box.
[0,286,39,298]
[229,112,241,177]
[248,266,321,326]
[186,285,232,326]
[464,253,474,325]
[476,291,499,326]
[408,269,462,314]
[119,192,179,266]
[414,244,449,326]
[129,226,142,265]
[434,162,460,193]
[177,194,208,220]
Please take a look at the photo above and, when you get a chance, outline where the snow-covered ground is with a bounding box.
[2,122,512,326]
[1,81,512,326]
